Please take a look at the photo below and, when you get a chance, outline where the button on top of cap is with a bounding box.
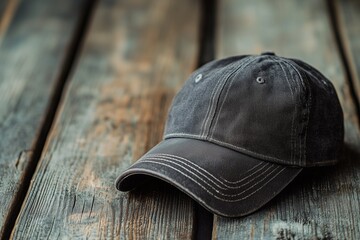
[261,51,276,56]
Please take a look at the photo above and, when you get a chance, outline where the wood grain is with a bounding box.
[0,0,89,236]
[213,0,360,239]
[334,0,360,105]
[11,0,200,238]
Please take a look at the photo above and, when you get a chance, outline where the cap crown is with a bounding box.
[164,54,344,167]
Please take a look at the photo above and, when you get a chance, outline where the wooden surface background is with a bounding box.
[0,0,359,239]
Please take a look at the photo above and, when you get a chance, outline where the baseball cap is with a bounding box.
[115,52,344,217]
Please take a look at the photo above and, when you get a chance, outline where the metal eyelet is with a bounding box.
[195,74,203,83]
[256,77,265,84]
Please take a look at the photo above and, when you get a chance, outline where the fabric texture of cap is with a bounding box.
[115,53,344,217]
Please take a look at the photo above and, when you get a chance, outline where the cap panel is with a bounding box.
[163,54,344,167]
[210,57,298,164]
[289,59,344,166]
[201,56,259,138]
[164,56,249,138]
[276,59,310,166]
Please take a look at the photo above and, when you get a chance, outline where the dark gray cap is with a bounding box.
[115,53,344,217]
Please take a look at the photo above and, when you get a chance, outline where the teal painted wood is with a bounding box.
[335,0,360,105]
[0,0,89,237]
[11,0,200,238]
[213,0,360,239]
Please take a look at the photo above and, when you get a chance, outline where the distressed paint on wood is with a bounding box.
[334,0,360,105]
[213,0,360,239]
[11,0,200,238]
[0,0,89,236]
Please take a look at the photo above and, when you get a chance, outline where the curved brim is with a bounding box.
[115,138,301,217]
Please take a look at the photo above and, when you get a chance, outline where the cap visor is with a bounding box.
[115,138,301,217]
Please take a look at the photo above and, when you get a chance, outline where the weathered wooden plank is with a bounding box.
[0,0,16,27]
[0,0,19,43]
[0,0,90,237]
[334,0,360,105]
[213,0,360,239]
[11,0,200,238]
[0,0,7,16]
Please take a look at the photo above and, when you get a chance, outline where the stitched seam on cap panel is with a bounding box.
[279,60,303,164]
[281,59,305,165]
[302,71,313,165]
[276,59,302,164]
[209,56,260,138]
[282,59,311,165]
[145,154,270,189]
[205,56,257,138]
[200,66,229,136]
[201,56,254,137]
[164,133,291,164]
[135,160,284,201]
[208,56,258,138]
[200,58,250,137]
[287,61,308,165]
[200,67,226,136]
[270,58,296,163]
[163,133,336,166]
[141,156,275,191]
